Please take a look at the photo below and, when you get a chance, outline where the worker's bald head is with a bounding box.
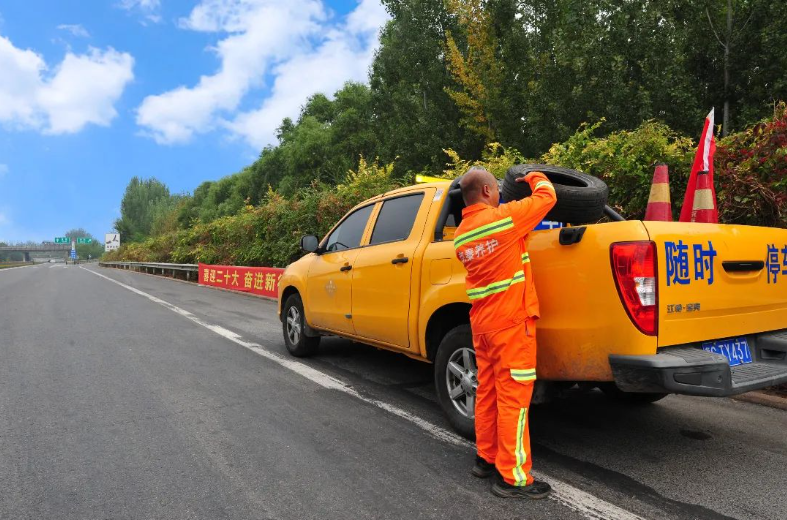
[460,166,500,207]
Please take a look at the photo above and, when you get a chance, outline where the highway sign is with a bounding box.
[70,250,77,259]
[77,238,92,244]
[105,233,120,252]
[54,237,69,244]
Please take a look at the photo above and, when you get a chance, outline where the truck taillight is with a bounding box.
[611,242,658,336]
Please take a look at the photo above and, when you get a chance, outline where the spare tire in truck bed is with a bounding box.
[501,164,608,224]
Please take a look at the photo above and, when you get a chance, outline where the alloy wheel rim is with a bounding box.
[446,347,477,419]
[286,306,302,345]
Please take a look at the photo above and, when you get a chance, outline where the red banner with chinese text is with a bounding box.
[198,263,284,299]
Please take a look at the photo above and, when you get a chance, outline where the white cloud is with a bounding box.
[119,0,162,23]
[0,35,134,134]
[136,0,388,147]
[229,0,388,148]
[137,0,326,144]
[57,24,90,38]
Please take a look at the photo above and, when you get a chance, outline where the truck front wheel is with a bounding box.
[434,325,476,439]
[282,293,321,357]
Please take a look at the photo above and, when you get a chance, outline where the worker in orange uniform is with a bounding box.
[454,166,556,499]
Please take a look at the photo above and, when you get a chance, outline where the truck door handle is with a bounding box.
[559,227,586,245]
[722,261,764,273]
[391,257,409,265]
[340,264,352,272]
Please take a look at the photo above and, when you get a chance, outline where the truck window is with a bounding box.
[370,193,425,245]
[324,204,375,252]
[434,187,465,242]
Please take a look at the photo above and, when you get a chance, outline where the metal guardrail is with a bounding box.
[62,259,99,265]
[99,261,200,281]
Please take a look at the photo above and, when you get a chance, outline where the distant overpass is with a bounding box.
[0,244,72,262]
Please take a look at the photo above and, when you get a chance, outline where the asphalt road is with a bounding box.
[0,264,785,520]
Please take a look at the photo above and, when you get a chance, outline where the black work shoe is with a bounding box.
[471,456,496,478]
[492,478,552,499]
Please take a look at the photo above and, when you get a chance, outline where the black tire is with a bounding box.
[501,164,609,224]
[434,325,476,439]
[282,293,320,357]
[599,383,668,404]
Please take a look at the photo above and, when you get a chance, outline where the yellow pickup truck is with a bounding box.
[278,168,787,437]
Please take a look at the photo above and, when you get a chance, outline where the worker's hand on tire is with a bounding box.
[502,164,609,223]
[514,171,543,183]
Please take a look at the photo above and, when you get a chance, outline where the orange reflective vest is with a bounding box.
[454,172,557,334]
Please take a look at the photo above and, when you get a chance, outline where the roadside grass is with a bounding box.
[0,262,33,269]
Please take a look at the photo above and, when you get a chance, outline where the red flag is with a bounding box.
[679,109,718,222]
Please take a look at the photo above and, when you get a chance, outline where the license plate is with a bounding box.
[702,337,753,367]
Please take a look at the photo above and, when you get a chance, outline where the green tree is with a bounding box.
[114,177,172,242]
[370,0,483,175]
[150,194,188,237]
[443,0,503,141]
[177,81,384,226]
[698,0,787,134]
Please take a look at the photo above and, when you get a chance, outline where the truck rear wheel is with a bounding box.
[501,164,608,224]
[282,293,320,357]
[434,325,476,439]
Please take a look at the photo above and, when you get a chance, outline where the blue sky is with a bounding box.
[0,0,387,243]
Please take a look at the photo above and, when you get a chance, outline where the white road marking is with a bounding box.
[82,266,644,520]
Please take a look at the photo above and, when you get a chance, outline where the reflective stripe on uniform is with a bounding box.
[521,253,530,264]
[454,217,514,249]
[534,181,554,191]
[513,408,528,486]
[510,368,537,382]
[466,270,525,300]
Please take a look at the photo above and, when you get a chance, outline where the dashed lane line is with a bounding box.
[81,266,645,520]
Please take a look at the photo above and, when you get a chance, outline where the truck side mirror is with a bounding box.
[300,235,320,253]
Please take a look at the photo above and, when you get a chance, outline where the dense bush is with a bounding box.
[715,103,787,228]
[107,109,787,267]
[540,114,786,227]
[441,142,525,180]
[541,120,695,219]
[104,159,399,267]
[440,121,697,221]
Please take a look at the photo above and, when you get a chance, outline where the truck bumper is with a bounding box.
[609,330,787,397]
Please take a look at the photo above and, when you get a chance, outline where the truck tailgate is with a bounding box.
[643,222,787,347]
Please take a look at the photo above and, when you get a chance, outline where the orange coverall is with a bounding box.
[454,172,556,486]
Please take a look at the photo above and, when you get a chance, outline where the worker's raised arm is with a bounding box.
[498,171,557,234]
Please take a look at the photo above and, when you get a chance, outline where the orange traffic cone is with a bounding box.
[690,170,716,223]
[644,163,672,221]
